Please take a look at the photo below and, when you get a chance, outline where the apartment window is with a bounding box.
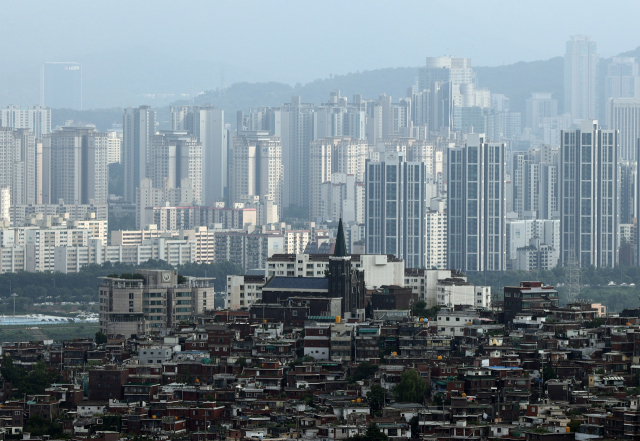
[129,293,134,299]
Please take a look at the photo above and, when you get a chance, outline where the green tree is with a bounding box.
[95,331,108,344]
[393,369,428,403]
[236,357,247,367]
[543,366,557,381]
[1,355,62,397]
[24,414,66,439]
[409,416,419,439]
[349,361,379,383]
[366,384,385,414]
[568,420,582,433]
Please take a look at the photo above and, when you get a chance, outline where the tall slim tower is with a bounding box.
[365,151,427,268]
[447,133,506,272]
[170,105,227,204]
[564,36,598,120]
[123,106,156,203]
[560,120,618,268]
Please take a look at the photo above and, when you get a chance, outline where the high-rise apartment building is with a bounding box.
[170,105,227,204]
[564,36,598,120]
[147,131,202,205]
[42,126,109,205]
[0,187,10,222]
[309,137,367,220]
[619,160,636,225]
[0,106,51,138]
[506,219,560,271]
[0,128,39,206]
[123,106,156,203]
[309,140,332,220]
[525,93,558,131]
[106,131,122,164]
[425,208,446,269]
[229,131,283,210]
[447,133,506,272]
[418,57,474,107]
[560,120,618,267]
[365,151,427,268]
[609,98,640,160]
[605,57,640,125]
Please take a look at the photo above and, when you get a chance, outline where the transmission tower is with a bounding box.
[565,251,580,304]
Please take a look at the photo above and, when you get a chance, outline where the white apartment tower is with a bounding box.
[609,98,640,161]
[564,36,598,121]
[229,131,283,210]
[170,105,227,205]
[123,106,156,203]
[418,57,474,107]
[560,120,618,267]
[0,187,10,222]
[147,131,202,205]
[447,133,506,272]
[106,131,122,164]
[605,57,640,126]
[0,105,51,139]
[525,93,558,131]
[0,128,39,206]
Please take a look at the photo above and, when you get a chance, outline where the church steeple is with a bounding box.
[334,218,347,257]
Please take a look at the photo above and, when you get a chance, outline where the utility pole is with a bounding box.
[11,293,17,316]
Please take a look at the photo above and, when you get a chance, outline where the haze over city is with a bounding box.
[4,4,640,435]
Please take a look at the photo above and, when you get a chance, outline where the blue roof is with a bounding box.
[264,277,329,290]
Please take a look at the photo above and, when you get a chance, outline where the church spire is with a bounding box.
[334,218,347,257]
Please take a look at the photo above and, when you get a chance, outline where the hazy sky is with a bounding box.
[2,0,639,87]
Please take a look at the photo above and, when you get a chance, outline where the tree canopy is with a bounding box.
[393,369,428,403]
[349,361,379,383]
[1,354,62,397]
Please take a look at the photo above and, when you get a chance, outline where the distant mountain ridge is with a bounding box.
[49,45,640,131]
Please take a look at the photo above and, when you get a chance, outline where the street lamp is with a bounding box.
[11,293,18,316]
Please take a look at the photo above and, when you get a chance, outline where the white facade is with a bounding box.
[318,173,363,224]
[0,105,51,138]
[0,187,10,222]
[106,131,122,164]
[609,98,640,161]
[225,275,266,310]
[266,253,403,289]
[147,131,202,205]
[436,282,491,309]
[0,128,38,205]
[564,36,598,120]
[230,132,283,210]
[436,308,481,337]
[425,210,446,270]
[309,140,332,220]
[506,219,560,270]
